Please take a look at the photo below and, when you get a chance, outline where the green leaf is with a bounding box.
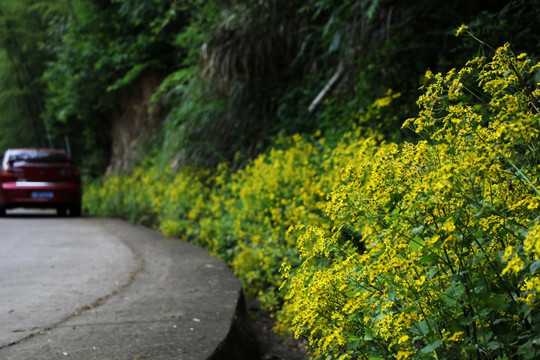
[364,329,374,341]
[328,31,341,53]
[409,236,423,252]
[459,316,475,326]
[484,293,506,309]
[517,339,538,359]
[411,225,424,235]
[419,253,438,264]
[421,340,442,353]
[530,260,540,273]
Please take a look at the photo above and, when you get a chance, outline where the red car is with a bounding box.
[0,148,82,216]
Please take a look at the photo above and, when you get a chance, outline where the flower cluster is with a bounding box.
[279,43,539,359]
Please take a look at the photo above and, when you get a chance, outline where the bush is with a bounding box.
[277,40,539,359]
[84,165,166,227]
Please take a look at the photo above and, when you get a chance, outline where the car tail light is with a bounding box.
[3,167,24,176]
[60,168,80,177]
[1,167,25,182]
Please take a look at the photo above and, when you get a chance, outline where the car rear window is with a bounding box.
[8,150,69,163]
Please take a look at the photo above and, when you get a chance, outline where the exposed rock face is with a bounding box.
[105,72,165,176]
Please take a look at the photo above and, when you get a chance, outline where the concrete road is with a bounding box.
[0,211,255,360]
[0,210,137,348]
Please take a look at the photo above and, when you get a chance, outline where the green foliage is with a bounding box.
[42,0,185,175]
[0,0,93,153]
[147,0,540,169]
[0,0,58,152]
[3,0,538,173]
[0,49,40,150]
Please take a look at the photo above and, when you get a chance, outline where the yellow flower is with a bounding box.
[441,218,456,232]
[502,254,525,275]
[396,350,415,360]
[444,331,465,342]
[398,335,410,344]
[455,24,469,37]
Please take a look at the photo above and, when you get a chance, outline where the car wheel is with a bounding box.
[0,207,5,217]
[70,203,81,217]
[57,207,67,217]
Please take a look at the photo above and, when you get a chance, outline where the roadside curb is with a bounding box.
[207,291,260,360]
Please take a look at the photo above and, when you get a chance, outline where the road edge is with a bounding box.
[207,290,260,360]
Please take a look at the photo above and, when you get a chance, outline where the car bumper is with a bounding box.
[1,181,81,209]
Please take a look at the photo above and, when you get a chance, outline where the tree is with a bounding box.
[0,1,51,150]
[42,0,185,175]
